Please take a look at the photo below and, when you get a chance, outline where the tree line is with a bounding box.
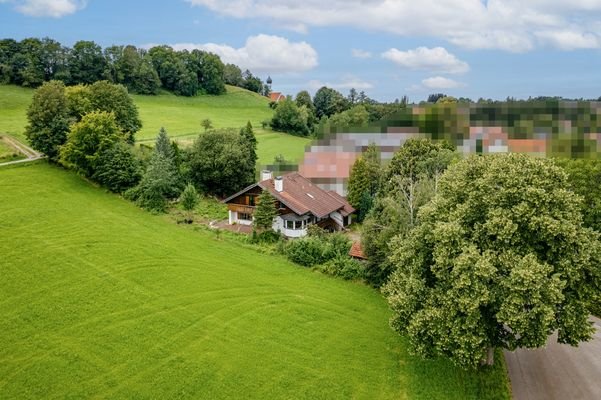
[267,86,408,137]
[0,37,268,97]
[26,80,258,213]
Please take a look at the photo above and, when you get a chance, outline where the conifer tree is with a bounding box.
[253,189,278,232]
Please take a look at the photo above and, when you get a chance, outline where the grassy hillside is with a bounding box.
[0,84,309,164]
[0,162,510,399]
[0,84,31,142]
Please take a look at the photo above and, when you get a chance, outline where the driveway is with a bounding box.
[504,316,601,400]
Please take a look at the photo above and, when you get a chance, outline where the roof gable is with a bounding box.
[223,172,355,219]
[259,173,351,218]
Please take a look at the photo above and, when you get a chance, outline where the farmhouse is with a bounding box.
[269,92,286,102]
[223,171,354,238]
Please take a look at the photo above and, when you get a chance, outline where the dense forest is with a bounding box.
[0,37,268,96]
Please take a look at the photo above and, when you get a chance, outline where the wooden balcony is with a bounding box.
[227,204,255,214]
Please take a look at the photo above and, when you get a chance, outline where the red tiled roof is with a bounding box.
[259,173,351,218]
[349,241,367,259]
[270,92,285,102]
[327,191,355,217]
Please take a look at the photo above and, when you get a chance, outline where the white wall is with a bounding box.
[329,211,344,228]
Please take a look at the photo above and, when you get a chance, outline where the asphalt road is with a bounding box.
[505,316,601,400]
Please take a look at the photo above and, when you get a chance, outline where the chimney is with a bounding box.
[275,176,283,192]
[261,170,273,181]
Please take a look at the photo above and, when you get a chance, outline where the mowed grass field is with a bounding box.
[0,162,510,399]
[0,84,310,164]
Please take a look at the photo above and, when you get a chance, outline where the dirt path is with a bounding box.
[504,316,601,400]
[0,135,44,167]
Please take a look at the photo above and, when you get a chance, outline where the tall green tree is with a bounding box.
[60,111,123,177]
[125,152,182,213]
[362,139,455,286]
[25,80,70,161]
[87,81,141,142]
[155,127,175,160]
[69,40,106,84]
[198,52,225,95]
[295,90,314,111]
[270,98,310,136]
[347,144,381,221]
[240,121,258,170]
[187,129,255,196]
[384,154,601,368]
[253,189,278,232]
[92,142,141,193]
[223,63,243,86]
[555,158,601,232]
[313,86,350,119]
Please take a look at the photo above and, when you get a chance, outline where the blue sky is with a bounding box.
[1,0,601,102]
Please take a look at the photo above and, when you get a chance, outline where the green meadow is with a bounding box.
[0,84,310,164]
[0,162,510,399]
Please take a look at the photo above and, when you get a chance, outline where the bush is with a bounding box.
[93,142,141,193]
[316,255,365,281]
[285,237,326,266]
[284,232,351,267]
[251,230,282,244]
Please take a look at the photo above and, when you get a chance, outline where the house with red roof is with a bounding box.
[222,171,354,238]
[269,92,286,102]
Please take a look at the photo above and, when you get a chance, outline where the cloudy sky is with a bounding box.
[1,0,601,101]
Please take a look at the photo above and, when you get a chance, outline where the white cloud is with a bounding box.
[421,76,463,89]
[3,0,86,17]
[351,48,372,59]
[382,47,469,74]
[535,30,601,50]
[169,34,318,74]
[185,0,601,51]
[308,75,373,90]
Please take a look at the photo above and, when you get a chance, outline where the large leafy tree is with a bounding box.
[60,111,123,177]
[270,98,310,136]
[25,80,70,161]
[313,86,350,119]
[361,139,455,286]
[555,158,601,232]
[69,40,106,84]
[65,81,142,143]
[384,153,601,368]
[198,51,226,95]
[87,81,141,142]
[188,129,255,197]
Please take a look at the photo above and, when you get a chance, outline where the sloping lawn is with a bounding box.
[0,84,309,164]
[0,84,31,142]
[0,162,510,399]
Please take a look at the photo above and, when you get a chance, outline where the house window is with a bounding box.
[239,212,252,221]
[286,220,294,230]
[246,195,256,206]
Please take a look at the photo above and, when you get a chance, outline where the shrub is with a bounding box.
[285,237,326,266]
[285,232,351,267]
[316,255,366,281]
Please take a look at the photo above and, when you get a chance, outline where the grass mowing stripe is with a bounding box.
[0,153,509,400]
